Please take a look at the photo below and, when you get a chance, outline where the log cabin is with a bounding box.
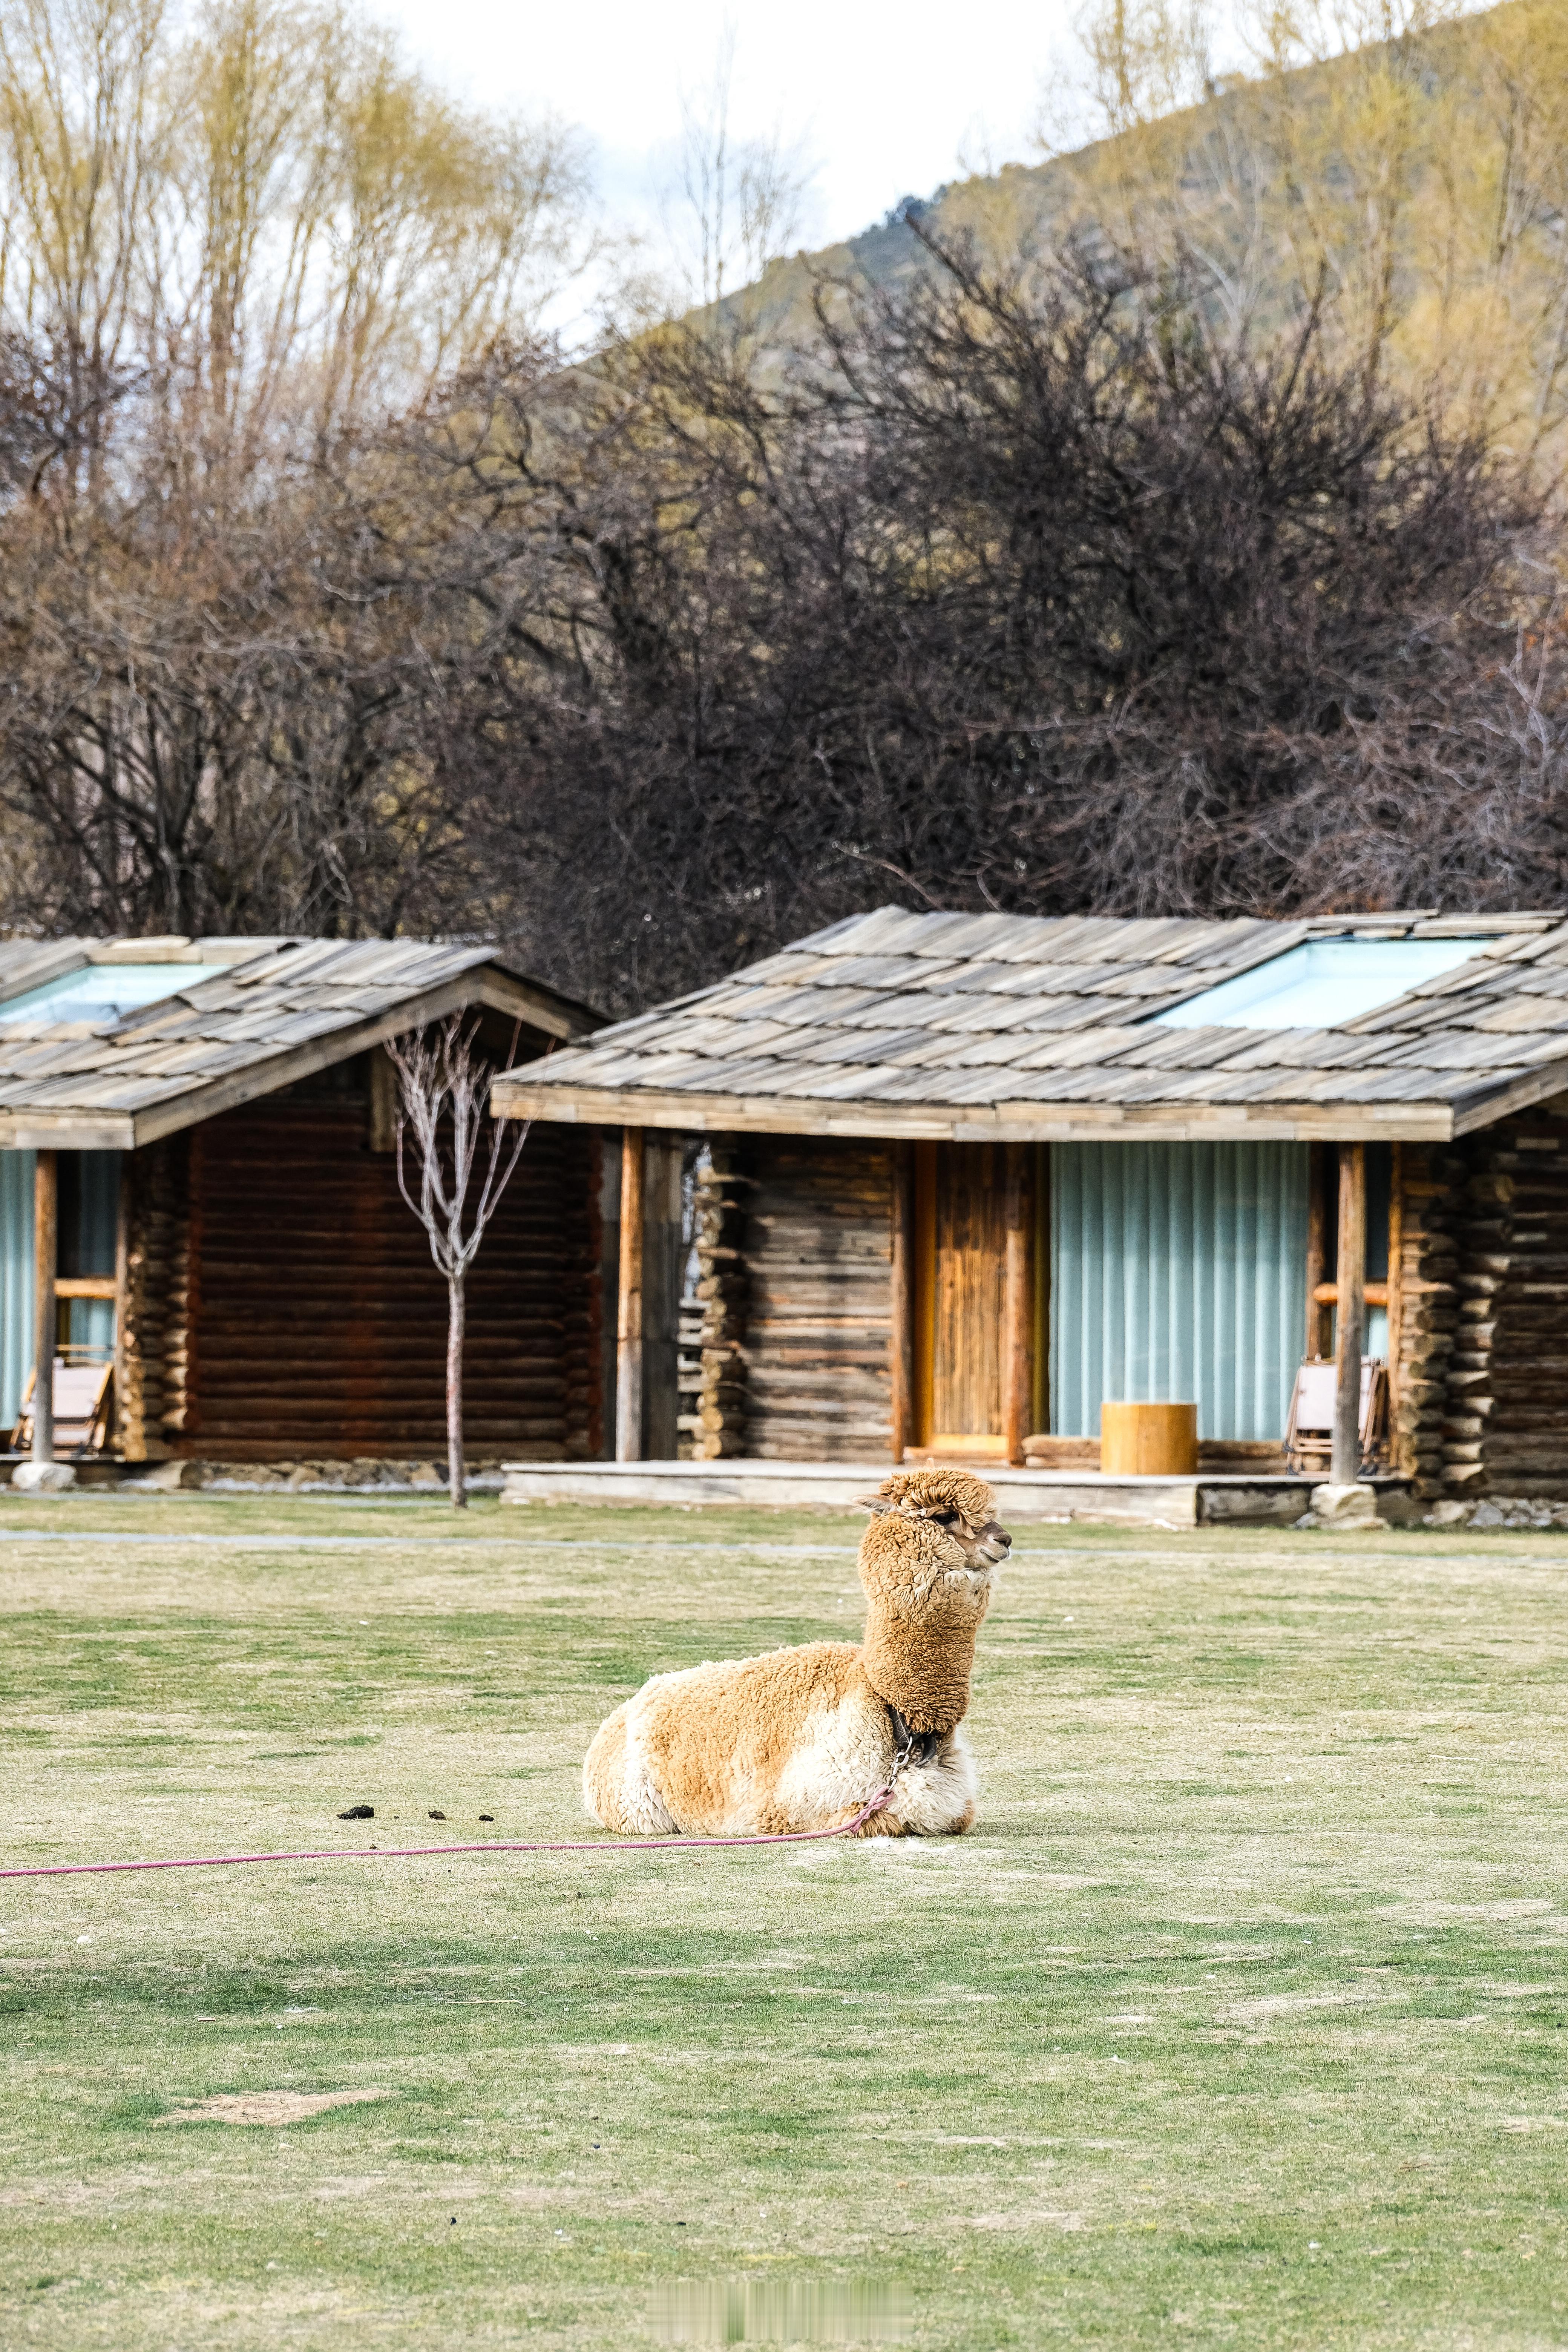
[0,936,602,1467]
[492,906,1568,1503]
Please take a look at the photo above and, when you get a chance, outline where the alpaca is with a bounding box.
[581,1467,1010,1838]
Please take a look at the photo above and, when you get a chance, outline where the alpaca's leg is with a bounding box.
[830,1802,910,1838]
[582,1703,630,1828]
[582,1697,679,1835]
[881,1725,980,1836]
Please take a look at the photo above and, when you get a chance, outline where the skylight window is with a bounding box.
[1151,938,1490,1031]
[0,963,230,1028]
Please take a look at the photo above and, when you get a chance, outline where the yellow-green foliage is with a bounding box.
[722,2,1568,466]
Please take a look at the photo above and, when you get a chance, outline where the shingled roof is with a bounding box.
[0,935,594,1149]
[490,907,1568,1144]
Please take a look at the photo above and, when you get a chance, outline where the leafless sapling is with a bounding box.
[388,1016,530,1507]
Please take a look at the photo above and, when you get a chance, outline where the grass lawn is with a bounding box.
[2,1492,1567,2348]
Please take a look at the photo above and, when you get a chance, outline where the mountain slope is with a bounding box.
[705,1,1568,460]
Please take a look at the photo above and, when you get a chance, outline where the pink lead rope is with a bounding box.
[0,1786,898,1880]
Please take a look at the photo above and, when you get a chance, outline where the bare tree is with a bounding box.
[430,235,1562,1017]
[387,1017,530,1509]
[661,21,815,309]
[0,0,596,939]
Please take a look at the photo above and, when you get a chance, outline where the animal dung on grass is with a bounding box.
[153,2089,389,2127]
[582,1467,1009,1840]
[337,1804,374,1820]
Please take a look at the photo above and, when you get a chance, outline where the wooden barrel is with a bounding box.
[1100,1401,1199,1476]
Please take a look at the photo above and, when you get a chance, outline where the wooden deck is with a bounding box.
[497,1456,1416,1526]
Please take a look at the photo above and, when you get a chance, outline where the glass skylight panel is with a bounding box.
[0,963,230,1027]
[1151,938,1490,1030]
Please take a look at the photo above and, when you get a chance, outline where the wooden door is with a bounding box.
[914,1143,1008,1454]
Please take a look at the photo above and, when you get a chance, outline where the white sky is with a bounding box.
[376,0,1085,261]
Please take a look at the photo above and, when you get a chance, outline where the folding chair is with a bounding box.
[1284,1356,1388,1479]
[11,1358,115,1455]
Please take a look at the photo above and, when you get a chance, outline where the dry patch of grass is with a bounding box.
[153,2090,391,2127]
[1,1494,1567,2347]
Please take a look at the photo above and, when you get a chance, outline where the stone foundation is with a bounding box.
[2,1456,509,1493]
[1424,1495,1568,1530]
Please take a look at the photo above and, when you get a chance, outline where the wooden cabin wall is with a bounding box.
[731,1136,895,1462]
[1387,1142,1462,1496]
[1334,1125,1568,1501]
[1426,1109,1568,1499]
[119,1070,602,1462]
[684,1138,751,1460]
[119,1134,192,1461]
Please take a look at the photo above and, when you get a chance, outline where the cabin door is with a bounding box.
[913,1142,1008,1457]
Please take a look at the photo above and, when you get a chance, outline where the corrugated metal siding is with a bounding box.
[0,1150,34,1427]
[1051,1141,1309,1442]
[178,1089,601,1460]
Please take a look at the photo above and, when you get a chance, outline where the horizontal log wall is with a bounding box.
[1440,1112,1568,1498]
[682,1137,751,1461]
[119,1134,191,1461]
[1391,1143,1462,1496]
[122,1068,602,1463]
[739,1137,894,1462]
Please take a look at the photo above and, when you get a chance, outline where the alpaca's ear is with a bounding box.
[854,1493,893,1513]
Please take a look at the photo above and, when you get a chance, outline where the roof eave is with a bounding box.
[0,1113,138,1150]
[1448,1055,1568,1136]
[489,1074,1462,1144]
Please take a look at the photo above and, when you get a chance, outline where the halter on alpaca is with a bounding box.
[581,1467,1011,1839]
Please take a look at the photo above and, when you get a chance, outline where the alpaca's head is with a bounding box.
[854,1468,1011,1629]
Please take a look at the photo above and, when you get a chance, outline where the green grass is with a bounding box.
[2,1491,1567,2347]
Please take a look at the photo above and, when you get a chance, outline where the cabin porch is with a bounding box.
[612,1128,1409,1482]
[498,1453,1419,1524]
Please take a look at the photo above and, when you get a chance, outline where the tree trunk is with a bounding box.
[447,1271,466,1509]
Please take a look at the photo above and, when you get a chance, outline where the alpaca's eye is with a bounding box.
[930,1511,958,1526]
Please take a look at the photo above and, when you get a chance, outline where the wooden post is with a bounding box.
[1331,1143,1366,1486]
[890,1143,915,1464]
[1386,1142,1404,1427]
[1033,1143,1050,1439]
[913,1143,937,1450]
[641,1136,683,1461]
[597,1136,622,1461]
[32,1149,57,1464]
[1002,1142,1033,1466]
[615,1126,645,1461]
[368,1047,398,1152]
[112,1157,130,1454]
[1304,1141,1328,1358]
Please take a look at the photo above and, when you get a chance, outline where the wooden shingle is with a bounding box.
[0,933,594,1145]
[492,905,1568,1144]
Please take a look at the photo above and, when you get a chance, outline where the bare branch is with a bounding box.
[385,1013,533,1507]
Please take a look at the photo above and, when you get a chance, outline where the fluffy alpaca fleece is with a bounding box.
[581,1467,1009,1838]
